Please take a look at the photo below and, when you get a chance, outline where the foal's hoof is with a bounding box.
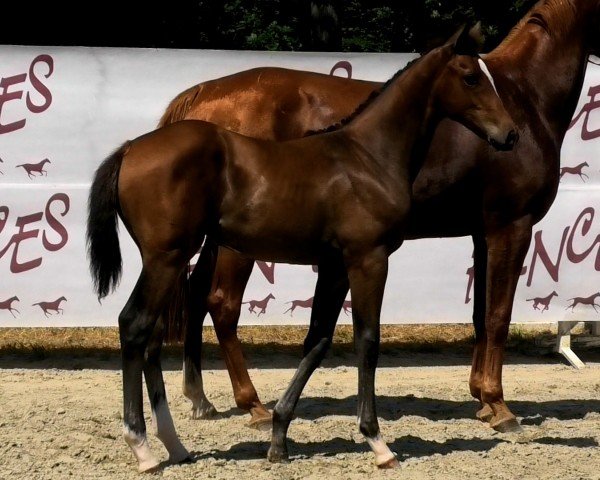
[267,447,290,463]
[476,404,494,423]
[138,457,161,474]
[377,457,400,469]
[491,415,523,433]
[246,414,273,432]
[191,402,219,420]
[168,447,192,465]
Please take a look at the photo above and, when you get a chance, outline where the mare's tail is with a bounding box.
[86,143,129,300]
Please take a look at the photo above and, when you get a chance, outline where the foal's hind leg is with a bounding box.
[120,253,188,472]
[143,318,190,464]
[268,255,348,463]
[208,248,271,429]
[183,242,219,419]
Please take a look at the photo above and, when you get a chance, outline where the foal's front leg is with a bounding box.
[268,255,349,462]
[347,248,398,468]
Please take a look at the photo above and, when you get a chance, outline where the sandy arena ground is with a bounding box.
[1,351,599,480]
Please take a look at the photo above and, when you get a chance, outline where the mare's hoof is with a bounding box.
[491,416,523,433]
[246,414,273,432]
[476,404,494,423]
[267,447,290,463]
[168,448,192,465]
[377,456,400,469]
[191,403,219,420]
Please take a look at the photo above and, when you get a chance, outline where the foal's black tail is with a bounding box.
[86,142,129,300]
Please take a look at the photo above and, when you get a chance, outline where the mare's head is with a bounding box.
[430,23,518,151]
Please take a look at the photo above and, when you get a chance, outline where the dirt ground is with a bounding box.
[1,347,600,480]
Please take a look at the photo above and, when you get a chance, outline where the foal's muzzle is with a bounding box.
[489,128,519,151]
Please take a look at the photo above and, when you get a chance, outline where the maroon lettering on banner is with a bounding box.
[0,73,27,134]
[0,194,70,274]
[42,193,69,251]
[464,207,600,302]
[0,55,54,135]
[566,207,600,267]
[569,84,600,140]
[527,227,569,286]
[0,212,44,273]
[26,55,53,114]
[256,261,276,284]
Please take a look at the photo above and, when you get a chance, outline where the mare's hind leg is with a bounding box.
[120,252,188,472]
[208,248,271,430]
[481,218,532,433]
[468,235,494,422]
[143,318,190,464]
[183,242,219,419]
[268,254,349,463]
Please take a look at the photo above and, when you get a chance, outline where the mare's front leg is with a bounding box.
[143,318,190,464]
[183,242,219,419]
[347,248,398,468]
[120,252,188,472]
[268,254,349,463]
[207,247,271,429]
[481,217,532,432]
[468,234,493,422]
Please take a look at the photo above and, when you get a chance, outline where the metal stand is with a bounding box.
[555,320,600,369]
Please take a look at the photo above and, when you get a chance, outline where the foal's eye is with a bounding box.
[464,74,478,87]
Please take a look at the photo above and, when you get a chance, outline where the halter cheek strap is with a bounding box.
[478,57,500,97]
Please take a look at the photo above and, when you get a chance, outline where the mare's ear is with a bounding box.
[447,22,485,55]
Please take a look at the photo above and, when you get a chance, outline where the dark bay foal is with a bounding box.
[87,25,516,471]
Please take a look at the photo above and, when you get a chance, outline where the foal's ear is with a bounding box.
[448,22,485,55]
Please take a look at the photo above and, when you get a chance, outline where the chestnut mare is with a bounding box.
[161,0,600,434]
[87,27,516,471]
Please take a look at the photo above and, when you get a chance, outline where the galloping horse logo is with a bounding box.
[283,297,314,316]
[526,291,558,312]
[559,162,589,182]
[242,293,275,316]
[16,158,51,179]
[32,296,67,317]
[565,292,600,313]
[0,296,20,317]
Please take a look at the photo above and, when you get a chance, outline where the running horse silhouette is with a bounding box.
[32,296,67,317]
[342,299,352,315]
[242,293,275,315]
[16,158,51,179]
[87,26,516,471]
[565,292,600,312]
[283,296,314,316]
[0,296,20,318]
[560,161,590,182]
[526,291,558,312]
[158,0,600,435]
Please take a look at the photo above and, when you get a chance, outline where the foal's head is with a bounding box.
[431,24,518,151]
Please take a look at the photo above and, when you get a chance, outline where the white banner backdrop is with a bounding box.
[0,45,599,327]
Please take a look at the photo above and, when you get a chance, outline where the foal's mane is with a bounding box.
[497,0,578,49]
[304,56,422,136]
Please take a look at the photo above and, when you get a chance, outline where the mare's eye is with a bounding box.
[464,74,478,87]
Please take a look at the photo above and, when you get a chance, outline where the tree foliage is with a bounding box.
[4,0,536,52]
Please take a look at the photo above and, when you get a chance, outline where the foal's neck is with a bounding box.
[344,49,446,173]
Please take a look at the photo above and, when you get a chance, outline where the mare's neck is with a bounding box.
[487,6,592,139]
